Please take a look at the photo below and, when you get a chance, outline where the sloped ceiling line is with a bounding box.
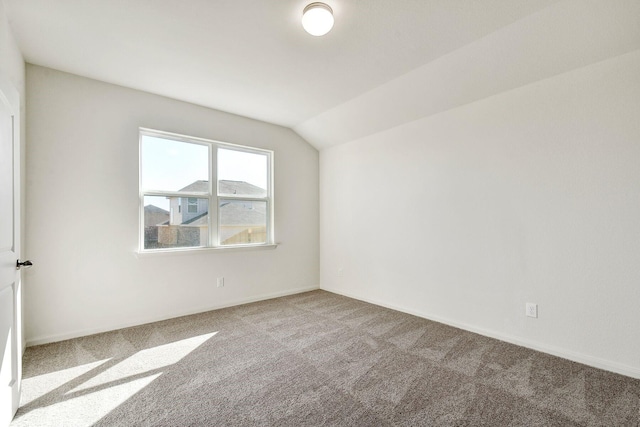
[6,0,640,150]
[294,0,640,149]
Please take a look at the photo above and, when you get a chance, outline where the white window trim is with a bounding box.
[138,128,275,253]
[134,243,279,258]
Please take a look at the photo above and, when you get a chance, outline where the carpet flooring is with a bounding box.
[11,290,640,426]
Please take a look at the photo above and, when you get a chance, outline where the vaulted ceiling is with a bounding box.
[6,0,640,149]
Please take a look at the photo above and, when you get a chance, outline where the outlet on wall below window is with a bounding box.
[526,303,538,318]
[217,277,224,288]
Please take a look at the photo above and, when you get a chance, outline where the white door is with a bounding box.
[0,75,22,427]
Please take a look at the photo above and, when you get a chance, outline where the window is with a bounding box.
[187,197,198,213]
[139,128,273,251]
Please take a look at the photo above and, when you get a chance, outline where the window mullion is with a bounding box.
[267,151,273,244]
[142,191,209,198]
[215,195,268,202]
[210,145,218,247]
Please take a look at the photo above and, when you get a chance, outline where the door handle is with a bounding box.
[16,260,33,270]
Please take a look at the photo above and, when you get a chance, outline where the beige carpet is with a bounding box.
[11,290,640,426]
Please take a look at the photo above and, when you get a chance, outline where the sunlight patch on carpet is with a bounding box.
[68,332,217,394]
[21,359,111,406]
[17,373,161,427]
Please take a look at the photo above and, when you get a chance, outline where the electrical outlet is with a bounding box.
[217,277,224,288]
[526,303,538,318]
[337,268,344,278]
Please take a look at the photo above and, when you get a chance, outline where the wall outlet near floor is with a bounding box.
[526,303,538,318]
[337,268,344,278]
[217,277,224,288]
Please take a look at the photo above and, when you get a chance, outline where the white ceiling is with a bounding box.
[5,0,640,149]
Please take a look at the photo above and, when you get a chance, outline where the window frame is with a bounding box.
[139,128,274,253]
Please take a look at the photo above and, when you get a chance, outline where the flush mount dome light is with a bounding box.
[302,2,334,36]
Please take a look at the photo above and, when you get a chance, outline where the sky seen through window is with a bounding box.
[141,135,267,211]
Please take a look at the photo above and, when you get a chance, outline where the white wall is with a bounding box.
[320,50,640,378]
[25,65,319,344]
[0,1,23,95]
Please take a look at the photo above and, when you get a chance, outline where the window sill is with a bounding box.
[135,243,278,258]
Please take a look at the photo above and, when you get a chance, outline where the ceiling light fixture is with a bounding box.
[302,2,334,36]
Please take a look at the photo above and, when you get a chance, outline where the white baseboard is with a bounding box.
[321,286,640,380]
[26,285,320,346]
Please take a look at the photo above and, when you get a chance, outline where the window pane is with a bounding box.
[143,195,208,249]
[141,135,209,192]
[218,149,267,197]
[187,197,198,213]
[219,200,267,245]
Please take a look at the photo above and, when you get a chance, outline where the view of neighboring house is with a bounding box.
[143,205,169,249]
[144,180,267,249]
